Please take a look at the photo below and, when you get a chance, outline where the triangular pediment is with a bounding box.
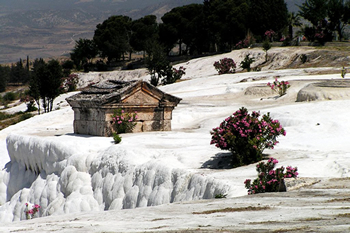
[121,88,161,104]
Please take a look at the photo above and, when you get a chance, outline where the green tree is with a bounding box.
[287,12,302,40]
[44,60,63,112]
[0,65,10,92]
[327,0,350,41]
[158,21,178,55]
[31,59,63,113]
[30,58,45,114]
[145,42,172,86]
[130,15,158,56]
[160,7,187,55]
[247,0,288,40]
[93,15,132,62]
[179,4,208,55]
[160,4,211,55]
[70,38,98,70]
[160,4,208,55]
[9,59,29,84]
[298,0,328,27]
[204,0,249,51]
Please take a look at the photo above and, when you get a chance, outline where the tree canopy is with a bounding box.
[298,0,350,42]
[130,15,158,55]
[70,38,98,70]
[30,59,64,113]
[161,4,207,54]
[247,0,289,40]
[93,15,132,62]
[327,0,350,41]
[204,0,249,51]
[298,0,328,26]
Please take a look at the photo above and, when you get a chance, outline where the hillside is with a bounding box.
[0,0,203,64]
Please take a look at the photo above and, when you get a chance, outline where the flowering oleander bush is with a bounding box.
[210,107,286,167]
[162,66,186,85]
[244,158,298,195]
[267,77,291,96]
[213,58,236,75]
[235,31,255,49]
[235,38,251,49]
[111,108,138,134]
[111,109,138,144]
[172,66,186,81]
[61,74,79,93]
[280,36,293,46]
[264,29,276,41]
[24,203,41,220]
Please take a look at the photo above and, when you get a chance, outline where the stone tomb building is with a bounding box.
[66,80,181,136]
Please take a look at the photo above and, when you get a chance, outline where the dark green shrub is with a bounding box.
[214,193,227,199]
[26,101,37,112]
[240,54,255,72]
[3,92,17,102]
[62,60,74,70]
[262,40,271,61]
[300,54,307,64]
[113,133,122,144]
[19,112,33,121]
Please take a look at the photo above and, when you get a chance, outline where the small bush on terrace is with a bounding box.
[244,158,298,195]
[267,77,291,96]
[112,132,122,144]
[24,203,41,220]
[210,107,286,167]
[3,92,17,103]
[61,74,79,93]
[240,54,255,72]
[111,108,138,144]
[161,66,186,85]
[112,109,138,134]
[213,58,236,75]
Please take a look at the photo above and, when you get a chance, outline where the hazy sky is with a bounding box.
[0,0,180,11]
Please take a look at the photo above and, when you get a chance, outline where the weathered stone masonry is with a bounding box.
[66,80,181,136]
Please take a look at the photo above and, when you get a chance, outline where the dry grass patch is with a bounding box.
[150,225,170,230]
[327,198,350,203]
[248,220,280,225]
[151,218,171,222]
[299,217,326,221]
[193,206,270,215]
[272,226,311,232]
[337,213,350,218]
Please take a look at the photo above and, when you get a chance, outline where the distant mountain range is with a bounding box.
[0,0,303,64]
